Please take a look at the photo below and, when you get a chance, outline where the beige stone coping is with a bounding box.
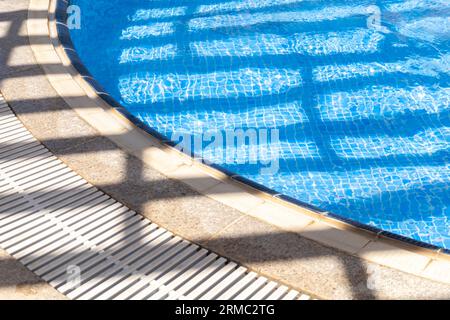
[27,0,450,286]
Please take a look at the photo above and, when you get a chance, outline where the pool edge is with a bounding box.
[29,0,450,286]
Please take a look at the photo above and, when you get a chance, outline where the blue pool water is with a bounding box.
[68,0,450,249]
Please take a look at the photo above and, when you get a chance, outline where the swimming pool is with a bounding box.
[67,0,450,249]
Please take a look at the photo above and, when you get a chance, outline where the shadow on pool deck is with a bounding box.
[0,2,449,300]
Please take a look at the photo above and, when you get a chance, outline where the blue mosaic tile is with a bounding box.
[69,0,450,249]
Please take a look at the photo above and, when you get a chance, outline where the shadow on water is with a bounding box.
[0,0,448,299]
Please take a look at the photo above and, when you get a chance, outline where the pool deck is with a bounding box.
[0,0,449,299]
[0,94,309,300]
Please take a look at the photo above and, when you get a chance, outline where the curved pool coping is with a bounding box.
[27,0,450,285]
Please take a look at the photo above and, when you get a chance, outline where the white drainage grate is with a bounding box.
[0,95,311,300]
